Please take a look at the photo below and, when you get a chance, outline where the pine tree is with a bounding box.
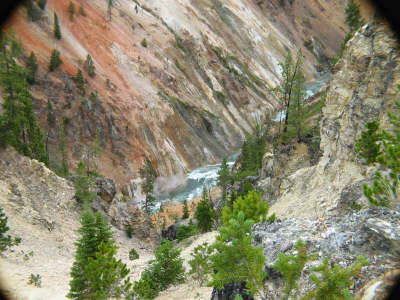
[182,200,189,219]
[141,38,148,48]
[355,121,382,165]
[0,33,48,164]
[38,0,47,10]
[85,54,96,78]
[133,240,185,299]
[189,242,213,285]
[74,162,97,207]
[345,0,364,32]
[356,101,400,207]
[139,158,158,214]
[194,188,215,232]
[68,211,131,299]
[26,51,38,84]
[274,240,316,300]
[0,207,21,253]
[210,212,266,296]
[49,49,62,71]
[302,256,368,300]
[54,13,62,40]
[222,190,271,225]
[217,158,231,202]
[69,2,75,21]
[74,69,85,95]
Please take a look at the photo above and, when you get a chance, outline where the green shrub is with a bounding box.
[133,240,185,299]
[125,224,133,239]
[302,256,368,300]
[28,274,42,287]
[273,240,316,300]
[49,49,62,71]
[129,248,139,261]
[0,207,21,253]
[355,101,400,207]
[194,189,215,232]
[176,223,197,242]
[221,190,270,225]
[141,38,148,48]
[188,242,213,285]
[79,5,87,16]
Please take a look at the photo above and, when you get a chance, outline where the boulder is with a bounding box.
[211,282,254,300]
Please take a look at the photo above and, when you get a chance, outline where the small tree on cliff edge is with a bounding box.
[345,0,364,32]
[195,188,215,232]
[54,13,62,40]
[139,158,158,214]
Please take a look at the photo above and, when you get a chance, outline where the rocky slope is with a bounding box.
[261,22,400,219]
[4,0,346,184]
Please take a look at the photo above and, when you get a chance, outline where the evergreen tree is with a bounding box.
[26,51,38,84]
[74,162,97,207]
[69,2,75,21]
[58,118,69,177]
[49,49,62,71]
[85,54,96,78]
[0,33,48,164]
[38,0,47,10]
[194,188,215,232]
[54,13,62,40]
[68,211,131,299]
[0,207,21,253]
[141,38,148,48]
[273,51,305,137]
[356,101,400,207]
[302,256,368,300]
[182,200,189,219]
[134,240,185,299]
[74,69,85,95]
[217,158,231,202]
[345,0,364,32]
[273,240,316,300]
[210,212,266,296]
[139,158,158,214]
[189,242,213,285]
[355,121,382,165]
[221,190,270,225]
[45,100,55,162]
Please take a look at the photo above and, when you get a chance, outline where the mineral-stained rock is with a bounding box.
[252,207,400,299]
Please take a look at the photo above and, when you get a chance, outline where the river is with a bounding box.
[155,73,330,208]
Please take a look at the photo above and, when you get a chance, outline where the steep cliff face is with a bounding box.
[264,22,400,219]
[4,0,346,184]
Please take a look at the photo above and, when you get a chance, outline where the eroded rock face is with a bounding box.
[0,147,77,232]
[253,207,400,299]
[267,23,400,219]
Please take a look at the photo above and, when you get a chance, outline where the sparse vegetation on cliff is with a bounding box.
[356,100,400,207]
[54,13,62,40]
[0,207,21,253]
[49,49,62,71]
[0,33,48,164]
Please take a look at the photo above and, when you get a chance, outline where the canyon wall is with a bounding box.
[4,0,346,184]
